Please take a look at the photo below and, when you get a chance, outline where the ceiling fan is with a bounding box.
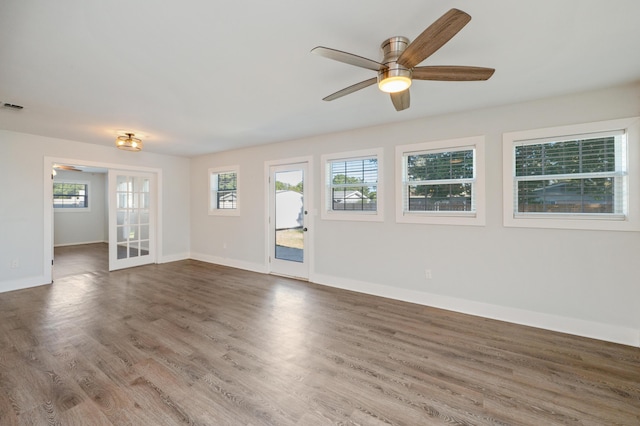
[311,8,495,111]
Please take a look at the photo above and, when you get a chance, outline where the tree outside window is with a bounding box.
[53,182,88,209]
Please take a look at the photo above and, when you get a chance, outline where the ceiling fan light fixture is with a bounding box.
[116,133,143,152]
[378,65,412,93]
[378,75,412,93]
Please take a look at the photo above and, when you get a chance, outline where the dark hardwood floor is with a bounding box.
[1,246,639,425]
[53,243,108,280]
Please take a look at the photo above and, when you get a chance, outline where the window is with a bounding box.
[209,167,239,215]
[503,117,640,231]
[396,136,485,225]
[53,181,89,210]
[321,148,383,221]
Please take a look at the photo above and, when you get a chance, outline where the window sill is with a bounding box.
[397,211,484,226]
[208,209,240,217]
[321,210,383,222]
[54,208,91,213]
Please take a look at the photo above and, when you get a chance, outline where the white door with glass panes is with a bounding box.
[268,162,310,280]
[108,171,156,271]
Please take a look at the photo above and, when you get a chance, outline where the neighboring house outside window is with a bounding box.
[53,181,89,210]
[321,148,383,222]
[396,136,485,226]
[209,166,239,216]
[503,117,640,231]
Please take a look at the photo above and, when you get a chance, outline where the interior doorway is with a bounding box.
[44,157,162,284]
[51,163,108,281]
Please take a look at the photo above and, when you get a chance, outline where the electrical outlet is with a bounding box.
[425,269,432,280]
[223,242,227,249]
[10,259,19,269]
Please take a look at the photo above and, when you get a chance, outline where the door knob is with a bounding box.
[303,227,308,232]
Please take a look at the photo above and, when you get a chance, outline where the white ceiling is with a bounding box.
[1,1,639,157]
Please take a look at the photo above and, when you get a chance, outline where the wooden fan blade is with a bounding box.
[55,164,82,172]
[322,78,377,101]
[412,66,495,81]
[311,46,385,71]
[397,8,471,69]
[390,90,410,111]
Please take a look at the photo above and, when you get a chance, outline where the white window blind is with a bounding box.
[329,156,378,212]
[513,131,627,217]
[404,147,476,213]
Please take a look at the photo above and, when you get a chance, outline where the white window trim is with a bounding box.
[503,117,640,231]
[208,166,239,216]
[321,148,384,222]
[396,136,485,226]
[53,179,91,212]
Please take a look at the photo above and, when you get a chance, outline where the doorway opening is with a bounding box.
[44,157,162,284]
[51,163,108,281]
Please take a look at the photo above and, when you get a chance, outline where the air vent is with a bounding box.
[2,103,24,110]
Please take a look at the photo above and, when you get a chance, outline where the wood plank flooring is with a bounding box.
[1,245,639,425]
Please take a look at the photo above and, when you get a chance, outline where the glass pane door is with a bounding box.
[269,162,309,279]
[109,171,155,271]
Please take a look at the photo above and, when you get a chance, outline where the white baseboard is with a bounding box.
[160,252,191,263]
[0,275,51,294]
[190,252,268,274]
[311,273,640,348]
[54,240,107,247]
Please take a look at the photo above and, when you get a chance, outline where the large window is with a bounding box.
[515,134,624,214]
[209,167,239,215]
[53,181,89,210]
[503,117,640,231]
[396,136,485,225]
[321,149,383,221]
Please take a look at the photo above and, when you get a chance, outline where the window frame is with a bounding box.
[208,166,239,216]
[503,117,640,231]
[321,148,384,222]
[53,180,90,212]
[396,136,485,226]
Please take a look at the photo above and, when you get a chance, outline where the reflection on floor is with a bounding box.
[53,243,108,280]
[275,245,303,263]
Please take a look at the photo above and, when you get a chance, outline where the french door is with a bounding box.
[268,162,310,280]
[108,170,156,271]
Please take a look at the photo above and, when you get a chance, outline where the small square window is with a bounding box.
[321,149,383,222]
[209,167,239,216]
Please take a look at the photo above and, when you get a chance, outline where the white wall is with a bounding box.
[53,169,107,246]
[0,130,191,292]
[190,83,640,346]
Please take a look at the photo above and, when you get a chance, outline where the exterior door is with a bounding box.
[108,170,156,271]
[269,162,309,279]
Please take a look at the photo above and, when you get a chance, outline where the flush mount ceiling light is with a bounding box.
[377,37,413,94]
[115,132,143,152]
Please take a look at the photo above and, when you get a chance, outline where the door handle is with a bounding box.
[303,227,308,232]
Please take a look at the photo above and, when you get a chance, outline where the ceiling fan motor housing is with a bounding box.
[378,36,412,88]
